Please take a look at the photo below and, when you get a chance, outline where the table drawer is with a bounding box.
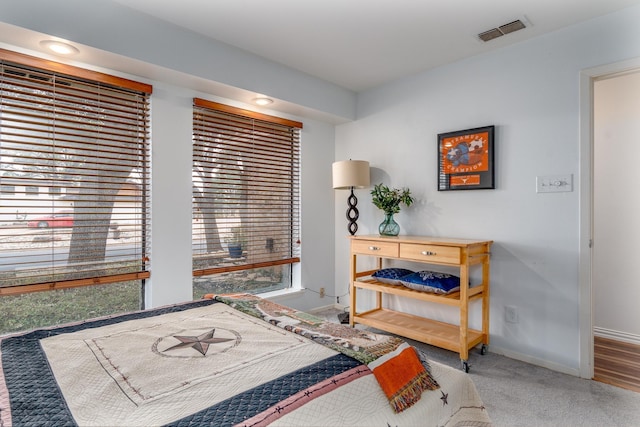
[400,243,461,264]
[352,240,399,257]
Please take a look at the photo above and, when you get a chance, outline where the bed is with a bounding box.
[0,293,491,426]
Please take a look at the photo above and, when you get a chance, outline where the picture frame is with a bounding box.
[437,125,495,191]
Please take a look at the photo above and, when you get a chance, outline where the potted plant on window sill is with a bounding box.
[370,183,414,236]
[225,227,246,258]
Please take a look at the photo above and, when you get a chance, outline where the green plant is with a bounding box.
[370,183,414,214]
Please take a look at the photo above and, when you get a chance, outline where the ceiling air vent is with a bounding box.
[478,19,526,42]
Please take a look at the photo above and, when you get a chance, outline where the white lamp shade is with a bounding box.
[332,160,370,189]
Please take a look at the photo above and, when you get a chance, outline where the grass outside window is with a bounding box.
[0,281,142,336]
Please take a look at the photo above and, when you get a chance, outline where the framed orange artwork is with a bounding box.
[438,125,495,191]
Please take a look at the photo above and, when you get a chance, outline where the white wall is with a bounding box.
[593,72,640,339]
[335,6,640,374]
[146,82,337,310]
[146,86,194,307]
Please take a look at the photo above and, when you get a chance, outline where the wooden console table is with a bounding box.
[349,235,492,372]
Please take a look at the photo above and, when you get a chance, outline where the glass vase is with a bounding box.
[378,212,400,236]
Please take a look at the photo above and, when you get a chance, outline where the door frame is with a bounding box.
[578,57,640,379]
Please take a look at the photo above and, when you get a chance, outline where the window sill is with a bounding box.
[259,287,306,302]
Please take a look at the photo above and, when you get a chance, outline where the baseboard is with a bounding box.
[489,345,580,377]
[594,327,640,346]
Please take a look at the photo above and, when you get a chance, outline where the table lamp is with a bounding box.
[332,160,370,235]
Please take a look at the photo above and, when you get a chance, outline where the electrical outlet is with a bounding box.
[505,305,519,323]
[319,287,325,298]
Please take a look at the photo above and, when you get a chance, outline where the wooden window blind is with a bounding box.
[192,99,301,278]
[0,49,152,296]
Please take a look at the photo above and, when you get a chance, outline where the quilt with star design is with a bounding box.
[0,297,491,426]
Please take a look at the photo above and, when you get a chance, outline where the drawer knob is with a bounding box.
[368,246,380,251]
[421,250,436,256]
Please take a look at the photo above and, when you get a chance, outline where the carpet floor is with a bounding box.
[311,307,640,427]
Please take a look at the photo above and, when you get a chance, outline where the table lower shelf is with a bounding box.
[353,308,485,359]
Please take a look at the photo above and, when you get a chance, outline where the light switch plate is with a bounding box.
[536,174,573,193]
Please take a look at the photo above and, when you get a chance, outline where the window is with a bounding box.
[192,99,301,296]
[0,49,152,297]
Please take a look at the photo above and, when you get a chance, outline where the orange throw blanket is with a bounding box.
[369,341,439,411]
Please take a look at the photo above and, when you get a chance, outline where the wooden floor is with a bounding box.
[594,336,640,393]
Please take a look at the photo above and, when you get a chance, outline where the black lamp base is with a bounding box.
[337,311,350,324]
[346,187,359,235]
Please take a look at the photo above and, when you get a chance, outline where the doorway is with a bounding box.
[591,70,640,392]
[579,59,640,387]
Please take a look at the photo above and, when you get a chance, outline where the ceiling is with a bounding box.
[111,0,640,92]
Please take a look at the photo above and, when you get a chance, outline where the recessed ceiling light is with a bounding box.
[39,40,80,55]
[253,97,273,106]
